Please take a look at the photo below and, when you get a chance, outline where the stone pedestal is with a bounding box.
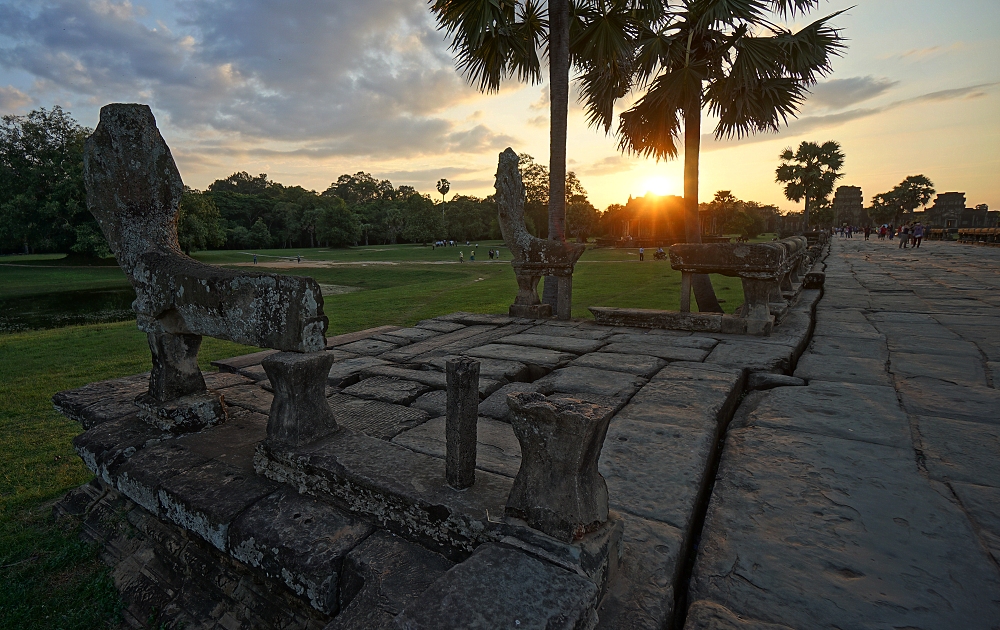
[135,390,226,433]
[262,351,338,447]
[505,392,615,542]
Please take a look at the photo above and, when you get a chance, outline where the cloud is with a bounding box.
[0,84,31,110]
[704,82,999,151]
[0,0,507,158]
[580,155,635,176]
[806,76,898,110]
[890,42,964,61]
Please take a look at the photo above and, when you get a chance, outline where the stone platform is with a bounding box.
[54,285,819,629]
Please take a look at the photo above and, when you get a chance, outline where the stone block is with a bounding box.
[157,459,279,552]
[685,601,794,629]
[793,354,891,386]
[135,390,226,433]
[394,543,599,629]
[602,341,711,362]
[498,333,606,354]
[228,487,373,614]
[52,373,151,428]
[328,356,392,387]
[445,358,480,489]
[328,531,453,629]
[608,333,718,350]
[506,393,615,542]
[465,343,576,369]
[705,341,794,373]
[359,365,448,389]
[534,366,646,399]
[896,376,1000,424]
[73,414,166,485]
[115,440,212,516]
[414,319,466,333]
[746,373,805,391]
[807,334,888,362]
[614,364,743,430]
[393,416,522,479]
[341,376,432,406]
[525,324,613,340]
[326,394,429,440]
[337,338,400,356]
[379,324,496,362]
[211,349,279,373]
[595,515,684,630]
[570,352,667,378]
[736,381,912,449]
[412,390,447,417]
[325,325,401,349]
[889,350,988,387]
[688,426,1000,629]
[478,382,541,420]
[423,354,530,383]
[949,482,1000,565]
[220,384,273,416]
[916,415,1000,487]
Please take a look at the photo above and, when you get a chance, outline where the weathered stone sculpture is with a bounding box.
[495,148,585,320]
[84,104,329,431]
[262,352,339,446]
[505,392,614,542]
[445,358,480,489]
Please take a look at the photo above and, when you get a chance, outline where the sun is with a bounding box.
[642,176,676,197]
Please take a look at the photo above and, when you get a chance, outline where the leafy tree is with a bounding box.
[402,194,444,244]
[567,198,599,241]
[867,192,897,225]
[208,171,275,196]
[775,140,845,228]
[177,191,226,254]
[890,174,935,214]
[579,1,846,312]
[436,178,451,203]
[0,106,97,255]
[247,218,274,249]
[314,196,359,246]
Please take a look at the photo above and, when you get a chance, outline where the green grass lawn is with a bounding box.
[0,240,750,627]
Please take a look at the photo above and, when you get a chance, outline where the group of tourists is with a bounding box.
[833,223,926,249]
[458,247,502,263]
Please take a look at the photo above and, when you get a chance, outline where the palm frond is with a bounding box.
[690,0,768,29]
[708,75,806,138]
[773,10,847,84]
[616,64,705,159]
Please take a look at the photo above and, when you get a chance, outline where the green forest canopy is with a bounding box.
[1,107,785,256]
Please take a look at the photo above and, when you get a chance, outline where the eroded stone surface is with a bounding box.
[341,376,431,406]
[392,416,522,478]
[570,352,666,378]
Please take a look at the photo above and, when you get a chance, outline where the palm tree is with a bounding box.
[775,140,845,230]
[436,178,451,203]
[578,1,846,312]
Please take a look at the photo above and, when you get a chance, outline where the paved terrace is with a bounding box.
[686,237,1000,629]
[51,237,1000,629]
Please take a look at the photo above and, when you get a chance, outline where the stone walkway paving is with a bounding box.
[686,237,1000,629]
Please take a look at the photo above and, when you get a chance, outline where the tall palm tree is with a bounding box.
[578,0,846,312]
[775,140,845,229]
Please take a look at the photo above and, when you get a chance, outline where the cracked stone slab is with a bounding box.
[608,333,718,350]
[602,342,711,363]
[327,356,391,387]
[949,482,1000,565]
[414,319,467,333]
[570,352,667,378]
[534,366,647,399]
[359,365,447,389]
[595,515,683,630]
[73,413,166,485]
[228,487,373,615]
[916,415,1000,488]
[395,543,599,629]
[705,341,795,373]
[496,333,607,354]
[734,381,912,449]
[600,417,719,533]
[391,416,522,478]
[379,327,441,343]
[412,390,447,417]
[806,334,889,362]
[211,349,278,373]
[793,354,891,386]
[341,375,432,405]
[336,338,400,357]
[478,382,541,420]
[614,363,743,429]
[896,376,1000,424]
[422,355,530,383]
[524,324,613,340]
[327,530,453,630]
[220,384,273,416]
[889,350,988,387]
[379,325,496,362]
[52,373,151,428]
[688,425,1000,630]
[115,439,212,516]
[465,343,576,369]
[326,394,429,440]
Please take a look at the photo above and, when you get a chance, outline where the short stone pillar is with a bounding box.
[446,358,480,489]
[505,392,615,542]
[262,352,338,447]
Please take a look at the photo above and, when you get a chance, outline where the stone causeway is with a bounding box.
[50,236,1000,629]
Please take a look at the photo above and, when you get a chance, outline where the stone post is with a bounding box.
[505,392,615,542]
[262,352,338,447]
[556,276,573,320]
[446,358,480,489]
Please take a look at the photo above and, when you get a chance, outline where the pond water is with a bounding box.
[0,287,137,334]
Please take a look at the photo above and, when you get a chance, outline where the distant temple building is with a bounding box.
[833,186,867,226]
[909,192,998,229]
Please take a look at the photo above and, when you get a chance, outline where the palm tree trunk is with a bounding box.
[803,195,810,232]
[542,0,570,307]
[683,92,723,313]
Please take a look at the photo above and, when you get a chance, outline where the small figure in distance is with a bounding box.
[639,246,644,262]
[459,251,464,263]
[253,253,257,265]
[913,222,924,248]
[471,250,475,262]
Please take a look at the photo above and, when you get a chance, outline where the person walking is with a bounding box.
[864,225,871,240]
[888,224,895,241]
[459,251,464,263]
[898,224,909,249]
[639,246,645,262]
[913,222,924,248]
[253,253,257,264]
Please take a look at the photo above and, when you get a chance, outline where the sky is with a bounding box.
[0,0,997,213]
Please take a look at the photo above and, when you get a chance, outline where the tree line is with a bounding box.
[0,107,608,256]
